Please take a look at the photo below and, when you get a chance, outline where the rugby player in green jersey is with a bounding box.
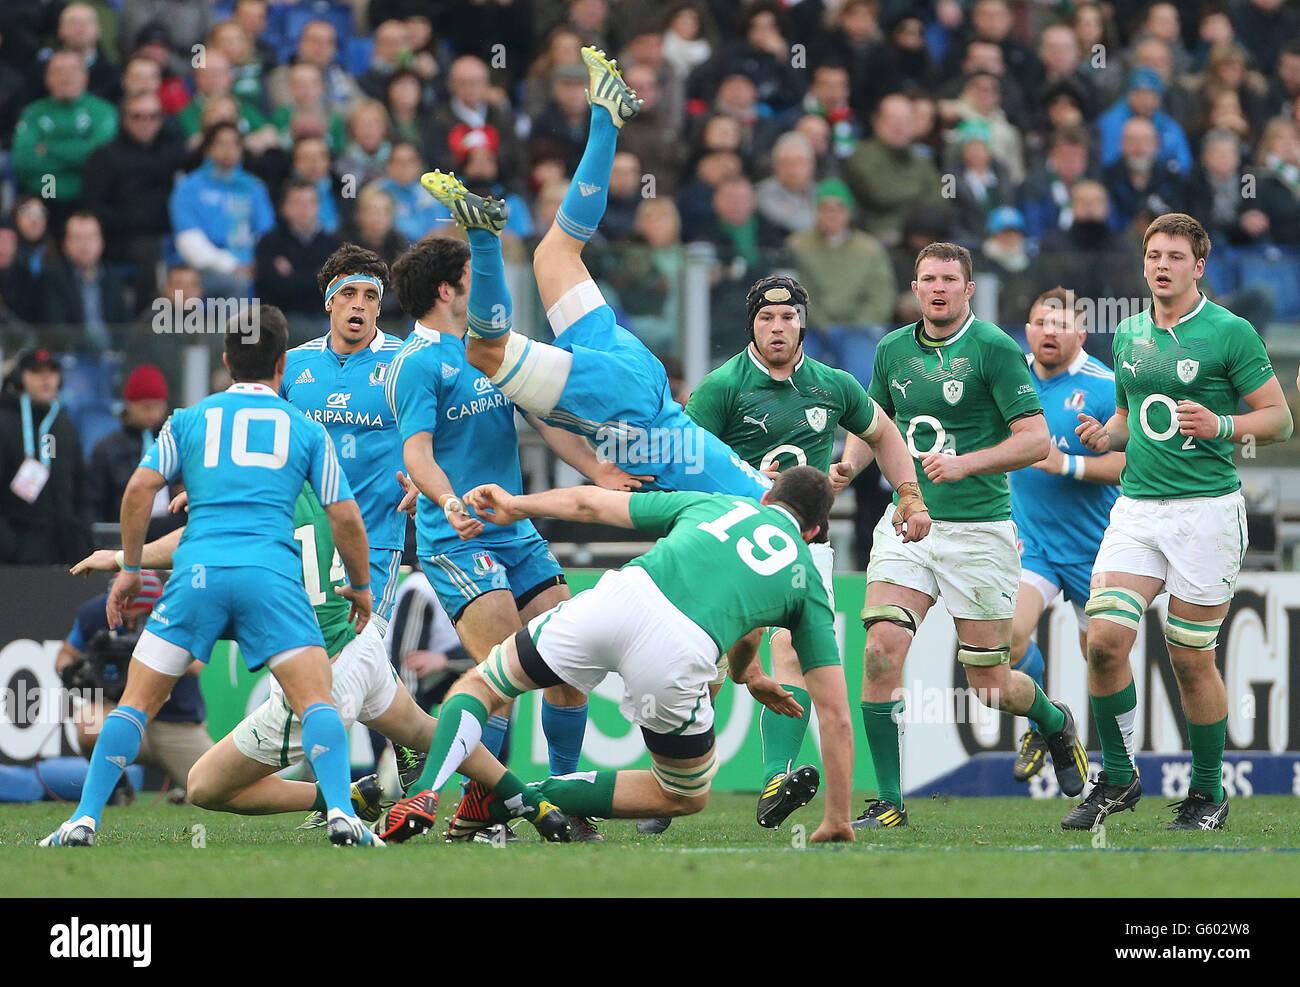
[71,485,573,843]
[681,275,929,832]
[1065,213,1293,831]
[401,466,860,844]
[855,242,1089,828]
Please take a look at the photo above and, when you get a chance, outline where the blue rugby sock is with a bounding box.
[467,227,512,339]
[74,705,146,827]
[482,713,511,760]
[541,700,588,775]
[1013,639,1046,733]
[301,703,351,814]
[554,108,617,243]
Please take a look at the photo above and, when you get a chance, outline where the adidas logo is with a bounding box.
[310,744,329,760]
[295,368,315,384]
[578,181,602,197]
[441,362,460,379]
[107,756,127,769]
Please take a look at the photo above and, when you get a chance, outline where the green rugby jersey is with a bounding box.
[685,347,878,474]
[626,491,839,672]
[292,482,358,657]
[867,311,1042,522]
[1113,294,1275,500]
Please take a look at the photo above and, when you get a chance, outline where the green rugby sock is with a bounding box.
[533,770,617,818]
[411,693,488,795]
[1188,717,1226,802]
[861,699,904,808]
[760,686,810,784]
[1026,684,1065,735]
[1091,682,1138,785]
[311,786,327,812]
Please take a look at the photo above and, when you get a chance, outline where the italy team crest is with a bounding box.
[805,407,827,432]
[472,551,497,574]
[943,380,964,405]
[1066,389,1086,410]
[1176,359,1199,383]
[369,363,389,385]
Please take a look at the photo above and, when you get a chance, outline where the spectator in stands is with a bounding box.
[272,62,346,155]
[1127,37,1196,130]
[754,132,817,237]
[1253,117,1300,246]
[793,113,836,178]
[39,212,129,348]
[267,18,364,117]
[12,51,118,218]
[676,148,744,235]
[291,136,340,234]
[881,12,938,93]
[1035,78,1091,136]
[598,150,644,243]
[1020,126,1093,240]
[661,2,713,96]
[812,0,890,120]
[524,25,585,120]
[707,71,783,163]
[334,99,392,190]
[530,62,593,174]
[1232,0,1300,78]
[691,2,804,114]
[1268,41,1300,118]
[1193,42,1271,138]
[1192,7,1237,70]
[0,348,92,565]
[169,121,274,298]
[232,0,277,77]
[981,205,1040,332]
[705,175,785,268]
[434,55,522,187]
[619,28,683,126]
[176,49,273,144]
[530,178,570,235]
[207,19,265,113]
[1134,2,1192,76]
[359,19,411,101]
[938,37,1030,131]
[1187,128,1270,247]
[1195,83,1259,149]
[940,69,1025,182]
[1104,116,1187,234]
[949,119,1015,244]
[127,23,191,116]
[56,573,210,797]
[3,197,55,323]
[908,90,945,161]
[254,178,343,328]
[961,0,1039,94]
[120,1,213,74]
[798,62,859,162]
[121,54,161,104]
[1097,68,1193,173]
[86,364,174,526]
[376,141,452,243]
[843,93,946,247]
[787,177,895,379]
[149,263,204,334]
[338,185,407,316]
[83,91,186,314]
[43,2,120,104]
[618,62,688,196]
[385,68,447,172]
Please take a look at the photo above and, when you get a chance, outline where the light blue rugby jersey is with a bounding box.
[282,329,406,552]
[1009,349,1119,563]
[384,322,543,557]
[142,382,354,579]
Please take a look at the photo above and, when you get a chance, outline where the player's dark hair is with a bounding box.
[1141,212,1211,262]
[769,465,833,535]
[391,234,471,318]
[914,241,973,282]
[317,242,390,298]
[745,274,809,343]
[1031,285,1089,331]
[225,304,288,381]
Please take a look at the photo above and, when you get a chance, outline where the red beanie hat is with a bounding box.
[123,364,169,403]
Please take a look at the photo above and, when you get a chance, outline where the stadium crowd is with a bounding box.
[2,0,1300,565]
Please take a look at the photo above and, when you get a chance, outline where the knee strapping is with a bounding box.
[861,604,922,638]
[477,643,528,702]
[1164,614,1223,651]
[651,749,719,798]
[545,279,606,335]
[958,643,1011,667]
[489,331,571,417]
[1084,587,1150,631]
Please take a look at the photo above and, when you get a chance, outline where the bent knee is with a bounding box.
[185,769,226,810]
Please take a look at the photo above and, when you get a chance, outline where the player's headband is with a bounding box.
[324,273,384,308]
[745,276,808,340]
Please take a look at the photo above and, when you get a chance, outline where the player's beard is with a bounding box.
[923,299,965,331]
[759,337,799,369]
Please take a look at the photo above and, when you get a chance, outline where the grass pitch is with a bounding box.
[4,794,1299,897]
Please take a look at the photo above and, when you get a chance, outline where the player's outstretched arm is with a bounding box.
[402,432,484,539]
[923,412,1051,484]
[525,414,652,491]
[465,483,634,528]
[803,664,855,843]
[324,498,373,632]
[1175,377,1293,446]
[71,525,186,576]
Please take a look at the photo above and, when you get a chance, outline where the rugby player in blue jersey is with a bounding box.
[282,244,409,631]
[1008,288,1124,781]
[42,307,381,848]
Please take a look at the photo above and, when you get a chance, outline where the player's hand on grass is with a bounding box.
[106,569,142,627]
[395,470,418,516]
[336,584,372,633]
[920,451,969,484]
[463,484,519,527]
[1176,400,1218,439]
[169,489,189,513]
[1075,413,1110,452]
[809,820,855,843]
[592,460,652,491]
[746,672,805,718]
[70,549,119,576]
[829,460,856,494]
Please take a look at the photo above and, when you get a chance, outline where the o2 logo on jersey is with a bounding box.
[326,392,351,410]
